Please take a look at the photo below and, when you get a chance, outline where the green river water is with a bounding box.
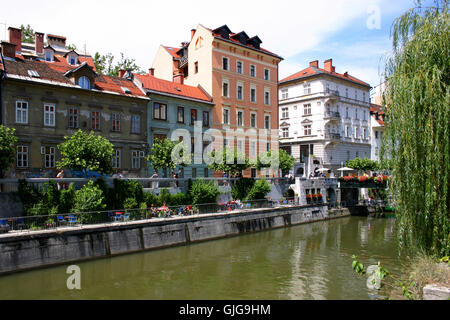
[0,216,406,300]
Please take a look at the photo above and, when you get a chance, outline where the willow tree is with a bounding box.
[382,0,449,256]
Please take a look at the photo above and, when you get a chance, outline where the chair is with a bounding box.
[114,212,123,222]
[68,215,77,226]
[16,219,26,230]
[123,212,130,221]
[246,203,251,208]
[108,211,115,222]
[0,219,10,230]
[57,215,66,226]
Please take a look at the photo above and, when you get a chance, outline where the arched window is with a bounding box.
[78,76,90,89]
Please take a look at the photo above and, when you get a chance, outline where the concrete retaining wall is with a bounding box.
[0,205,350,275]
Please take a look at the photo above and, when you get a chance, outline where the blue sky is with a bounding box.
[0,0,432,91]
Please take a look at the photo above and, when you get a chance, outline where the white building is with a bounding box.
[369,103,385,161]
[279,59,372,177]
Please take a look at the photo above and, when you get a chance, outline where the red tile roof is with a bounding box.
[281,66,371,88]
[163,46,181,59]
[2,55,146,98]
[370,103,385,125]
[135,73,212,103]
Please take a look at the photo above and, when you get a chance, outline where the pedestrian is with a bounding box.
[56,169,66,190]
[151,171,159,189]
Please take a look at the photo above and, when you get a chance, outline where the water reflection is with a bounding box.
[0,217,402,300]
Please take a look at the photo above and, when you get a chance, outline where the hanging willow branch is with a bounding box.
[381,0,449,256]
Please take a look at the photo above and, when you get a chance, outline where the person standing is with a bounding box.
[56,169,66,190]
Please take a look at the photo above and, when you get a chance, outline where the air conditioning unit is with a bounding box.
[40,146,45,154]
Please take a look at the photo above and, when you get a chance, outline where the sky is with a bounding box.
[0,0,429,93]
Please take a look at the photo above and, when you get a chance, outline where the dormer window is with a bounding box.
[44,47,55,62]
[78,76,91,89]
[67,52,79,66]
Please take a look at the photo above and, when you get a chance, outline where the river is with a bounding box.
[0,216,405,300]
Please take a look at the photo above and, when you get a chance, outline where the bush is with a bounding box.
[16,179,41,215]
[158,188,171,205]
[168,193,191,206]
[189,179,220,205]
[72,181,106,223]
[144,192,160,207]
[109,179,144,210]
[231,178,255,200]
[59,184,75,214]
[246,179,271,201]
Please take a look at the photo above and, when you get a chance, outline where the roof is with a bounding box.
[163,46,181,59]
[370,103,385,125]
[135,73,213,103]
[1,54,147,98]
[203,24,283,60]
[280,66,371,88]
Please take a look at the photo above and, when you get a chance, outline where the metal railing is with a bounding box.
[0,198,307,235]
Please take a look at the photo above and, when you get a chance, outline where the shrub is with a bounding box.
[144,192,160,207]
[72,181,106,223]
[245,179,271,201]
[109,179,144,210]
[59,184,75,214]
[231,178,255,200]
[167,193,191,206]
[16,179,41,215]
[189,179,220,205]
[158,188,171,205]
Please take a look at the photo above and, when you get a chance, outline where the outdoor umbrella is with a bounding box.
[317,168,330,172]
[337,167,354,177]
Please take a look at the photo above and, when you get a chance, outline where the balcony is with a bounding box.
[179,55,188,68]
[326,90,340,100]
[324,133,341,140]
[324,111,341,121]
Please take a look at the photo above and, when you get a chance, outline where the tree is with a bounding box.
[256,149,295,175]
[20,24,34,43]
[382,0,449,256]
[93,52,143,77]
[0,125,18,179]
[66,44,77,51]
[345,158,379,173]
[207,147,250,177]
[147,138,190,175]
[57,130,114,177]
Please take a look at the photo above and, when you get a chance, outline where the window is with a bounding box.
[91,111,100,130]
[70,56,76,65]
[264,69,270,80]
[45,51,53,62]
[43,146,56,168]
[346,126,350,138]
[355,108,359,119]
[281,107,289,119]
[177,106,185,123]
[202,111,209,127]
[281,127,289,138]
[194,61,198,73]
[251,168,257,178]
[112,149,121,169]
[16,145,28,168]
[237,140,244,153]
[303,83,311,95]
[111,113,121,132]
[326,83,330,93]
[131,150,140,169]
[237,110,243,126]
[16,101,28,124]
[250,141,257,157]
[347,150,350,161]
[68,107,78,129]
[153,134,167,143]
[250,86,256,103]
[222,57,229,70]
[191,137,195,155]
[264,89,270,105]
[78,76,90,89]
[363,92,366,102]
[250,65,256,77]
[190,109,197,125]
[355,127,360,139]
[346,107,349,118]
[131,115,140,133]
[375,131,379,139]
[153,102,167,120]
[363,110,367,121]
[304,124,312,136]
[355,90,358,100]
[222,80,229,97]
[192,168,197,178]
[266,142,270,152]
[303,104,311,115]
[204,168,209,178]
[250,112,257,128]
[236,61,242,74]
[44,104,56,127]
[363,128,368,140]
[281,89,288,99]
[264,115,270,129]
[237,83,243,100]
[346,88,349,98]
[223,107,230,125]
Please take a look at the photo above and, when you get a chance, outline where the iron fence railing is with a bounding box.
[0,198,311,235]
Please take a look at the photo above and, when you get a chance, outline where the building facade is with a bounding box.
[132,72,214,178]
[369,103,385,161]
[279,59,372,177]
[0,27,149,178]
[152,24,283,177]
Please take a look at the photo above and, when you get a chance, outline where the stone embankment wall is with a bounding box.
[0,205,349,275]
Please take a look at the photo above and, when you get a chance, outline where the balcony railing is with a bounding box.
[324,133,341,140]
[326,90,340,98]
[179,55,188,68]
[324,111,341,120]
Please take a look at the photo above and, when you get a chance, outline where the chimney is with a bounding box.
[309,60,318,68]
[118,69,126,78]
[148,68,154,76]
[1,41,17,58]
[344,71,349,77]
[35,32,44,54]
[46,34,66,49]
[324,59,333,72]
[191,29,196,40]
[173,72,184,84]
[8,27,22,53]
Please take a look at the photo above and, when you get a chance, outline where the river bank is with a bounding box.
[0,205,350,275]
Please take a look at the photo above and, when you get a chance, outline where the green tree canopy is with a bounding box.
[345,158,379,173]
[57,130,114,177]
[382,0,449,256]
[147,138,190,174]
[256,149,295,175]
[20,24,34,43]
[93,52,143,77]
[0,126,18,178]
[207,147,250,176]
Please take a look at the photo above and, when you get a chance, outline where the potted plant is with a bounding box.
[306,193,312,204]
[317,193,323,202]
